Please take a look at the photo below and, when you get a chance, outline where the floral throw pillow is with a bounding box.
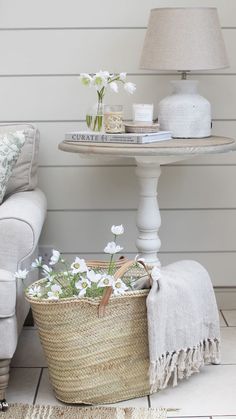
[0,130,26,204]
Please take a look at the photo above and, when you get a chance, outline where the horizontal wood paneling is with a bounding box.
[0,29,144,75]
[54,252,236,287]
[36,121,236,167]
[1,75,236,121]
[38,165,236,210]
[1,0,236,28]
[2,0,236,290]
[0,29,235,75]
[0,75,170,121]
[159,253,236,287]
[38,167,138,210]
[40,210,236,253]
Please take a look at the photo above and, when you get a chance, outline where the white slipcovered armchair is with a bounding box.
[0,124,47,410]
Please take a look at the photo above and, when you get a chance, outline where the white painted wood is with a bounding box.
[160,253,236,287]
[40,209,236,253]
[38,165,236,210]
[1,0,236,28]
[38,167,138,209]
[0,75,168,121]
[1,76,236,121]
[54,141,235,267]
[40,211,136,253]
[0,29,235,75]
[0,30,144,75]
[158,165,236,209]
[1,0,236,287]
[135,158,162,264]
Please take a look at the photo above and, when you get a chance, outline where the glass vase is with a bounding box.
[86,102,104,132]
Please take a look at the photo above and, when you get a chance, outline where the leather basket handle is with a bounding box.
[98,260,151,317]
[87,257,128,270]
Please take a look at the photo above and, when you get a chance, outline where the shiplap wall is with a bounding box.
[1,0,236,288]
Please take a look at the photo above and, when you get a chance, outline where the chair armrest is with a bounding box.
[0,270,16,318]
[0,188,47,272]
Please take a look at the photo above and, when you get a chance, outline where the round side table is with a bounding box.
[59,136,236,266]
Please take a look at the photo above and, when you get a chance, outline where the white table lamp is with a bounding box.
[140,8,228,138]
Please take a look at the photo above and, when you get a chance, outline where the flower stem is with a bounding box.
[107,235,117,275]
[54,277,66,289]
[92,93,104,131]
[108,254,114,275]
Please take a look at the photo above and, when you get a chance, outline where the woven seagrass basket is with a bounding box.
[26,260,151,404]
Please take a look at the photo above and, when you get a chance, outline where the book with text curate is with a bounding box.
[64,131,172,144]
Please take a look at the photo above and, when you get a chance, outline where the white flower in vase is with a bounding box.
[109,81,119,93]
[124,82,136,94]
[79,70,136,132]
[79,73,93,87]
[119,72,127,81]
[93,71,109,89]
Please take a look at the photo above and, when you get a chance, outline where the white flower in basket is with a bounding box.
[21,224,143,301]
[111,224,124,235]
[49,249,60,265]
[14,269,28,280]
[21,225,161,406]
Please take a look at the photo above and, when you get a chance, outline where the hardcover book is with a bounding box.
[65,131,172,144]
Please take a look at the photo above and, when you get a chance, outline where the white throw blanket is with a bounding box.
[146,260,220,392]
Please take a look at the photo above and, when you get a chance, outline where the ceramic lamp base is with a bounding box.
[158,80,211,138]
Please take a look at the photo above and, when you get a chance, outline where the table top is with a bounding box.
[59,136,236,158]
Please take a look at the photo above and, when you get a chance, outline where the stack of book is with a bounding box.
[64,130,172,144]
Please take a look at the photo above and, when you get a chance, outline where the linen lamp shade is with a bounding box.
[140,8,228,71]
[140,8,229,138]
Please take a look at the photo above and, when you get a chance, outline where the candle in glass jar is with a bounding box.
[104,105,123,133]
[132,104,153,123]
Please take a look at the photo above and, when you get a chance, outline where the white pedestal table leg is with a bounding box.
[135,157,162,266]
